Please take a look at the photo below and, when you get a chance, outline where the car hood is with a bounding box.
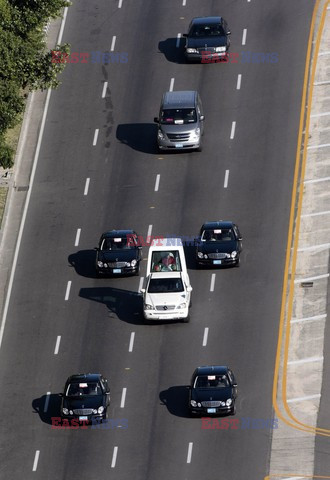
[63,395,105,410]
[160,123,197,134]
[198,241,237,254]
[144,291,187,308]
[186,36,227,48]
[191,387,233,402]
[98,250,137,262]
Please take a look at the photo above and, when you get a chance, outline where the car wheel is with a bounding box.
[134,263,140,276]
[197,143,203,152]
[235,256,240,267]
[183,315,190,323]
[231,405,236,416]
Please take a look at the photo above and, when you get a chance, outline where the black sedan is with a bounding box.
[196,221,242,267]
[183,16,231,63]
[60,373,110,423]
[189,366,237,416]
[95,230,142,276]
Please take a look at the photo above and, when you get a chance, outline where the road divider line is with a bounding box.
[230,121,236,139]
[236,74,242,90]
[224,170,229,188]
[169,78,175,91]
[176,33,181,47]
[120,388,127,408]
[65,281,72,301]
[102,82,108,98]
[74,228,81,247]
[154,174,160,191]
[111,447,118,468]
[202,327,209,346]
[43,392,51,413]
[210,274,216,292]
[138,277,144,293]
[32,450,40,471]
[111,36,116,51]
[187,442,193,463]
[93,129,99,146]
[84,178,90,196]
[54,336,61,355]
[242,28,247,45]
[147,225,152,242]
[129,332,135,352]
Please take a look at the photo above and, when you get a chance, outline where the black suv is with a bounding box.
[183,16,231,63]
[60,373,110,422]
[189,366,237,416]
[95,230,142,276]
[196,221,242,267]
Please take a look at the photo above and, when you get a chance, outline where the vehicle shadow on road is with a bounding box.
[158,38,186,64]
[159,386,191,418]
[68,250,98,278]
[79,286,144,325]
[116,123,158,154]
[32,393,62,425]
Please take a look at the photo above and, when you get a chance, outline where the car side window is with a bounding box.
[228,369,236,385]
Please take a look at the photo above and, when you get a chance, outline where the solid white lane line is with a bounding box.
[210,274,216,292]
[32,450,40,471]
[57,6,68,44]
[102,82,108,98]
[84,178,90,196]
[301,210,330,218]
[129,332,135,352]
[236,74,242,90]
[154,174,160,191]
[176,33,181,47]
[138,277,144,293]
[93,129,99,146]
[230,121,236,139]
[111,36,116,51]
[311,111,330,117]
[74,228,81,247]
[294,273,329,283]
[187,442,193,463]
[298,242,330,252]
[120,388,127,408]
[65,281,72,300]
[147,225,153,242]
[224,170,229,188]
[292,314,327,324]
[111,447,118,468]
[288,356,323,366]
[43,392,51,413]
[287,394,320,403]
[242,28,247,45]
[118,0,123,7]
[304,176,330,184]
[169,78,175,92]
[54,336,61,355]
[202,328,209,347]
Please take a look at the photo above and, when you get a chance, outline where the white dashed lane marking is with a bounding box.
[54,336,61,355]
[111,447,118,468]
[154,174,160,192]
[111,36,116,51]
[242,29,247,45]
[84,178,90,196]
[169,78,175,91]
[43,392,51,413]
[93,129,99,146]
[32,450,40,471]
[120,388,127,408]
[129,332,135,352]
[210,274,216,292]
[224,170,229,188]
[202,327,209,346]
[236,74,242,90]
[74,228,81,247]
[65,281,72,301]
[230,121,236,139]
[102,82,108,98]
[187,442,193,463]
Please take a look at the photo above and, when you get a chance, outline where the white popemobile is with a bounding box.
[140,238,192,323]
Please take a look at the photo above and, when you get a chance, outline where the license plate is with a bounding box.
[113,268,122,274]
[175,143,183,148]
[213,260,222,265]
[207,408,216,414]
[79,416,88,421]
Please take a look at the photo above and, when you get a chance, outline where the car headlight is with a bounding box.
[203,254,208,259]
[62,408,69,415]
[231,251,237,258]
[215,46,226,53]
[197,251,204,259]
[97,261,104,267]
[145,304,154,310]
[225,253,231,258]
[125,262,130,267]
[190,400,197,407]
[92,409,98,414]
[186,48,198,53]
[98,406,104,414]
[177,302,187,309]
[131,259,137,267]
[226,398,232,406]
[158,130,165,140]
[192,127,200,138]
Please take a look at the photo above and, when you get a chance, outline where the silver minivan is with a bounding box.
[154,91,204,152]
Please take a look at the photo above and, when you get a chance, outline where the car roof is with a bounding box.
[194,366,229,376]
[67,373,102,383]
[150,272,182,279]
[201,221,234,230]
[190,16,222,26]
[102,230,135,237]
[162,91,197,109]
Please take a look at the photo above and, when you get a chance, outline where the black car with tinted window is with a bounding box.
[95,230,142,276]
[196,221,242,267]
[183,16,231,63]
[60,373,110,422]
[189,366,237,416]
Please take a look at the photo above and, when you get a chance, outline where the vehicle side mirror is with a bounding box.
[200,115,205,121]
[238,237,242,241]
[138,246,142,250]
[232,383,237,388]
[154,117,159,123]
[140,288,146,294]
[183,33,188,37]
[187,286,193,292]
[94,247,99,251]
[58,393,63,397]
[227,30,231,35]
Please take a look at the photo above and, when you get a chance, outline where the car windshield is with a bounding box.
[101,236,134,250]
[189,24,225,37]
[194,375,229,388]
[201,228,234,242]
[66,382,102,396]
[151,250,182,272]
[160,108,197,125]
[148,278,184,293]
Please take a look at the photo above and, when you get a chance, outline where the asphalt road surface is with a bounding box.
[0,0,316,479]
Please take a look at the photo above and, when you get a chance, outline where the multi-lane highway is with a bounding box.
[0,0,317,478]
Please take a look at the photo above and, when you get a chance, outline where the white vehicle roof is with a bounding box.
[149,272,182,279]
[146,238,188,277]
